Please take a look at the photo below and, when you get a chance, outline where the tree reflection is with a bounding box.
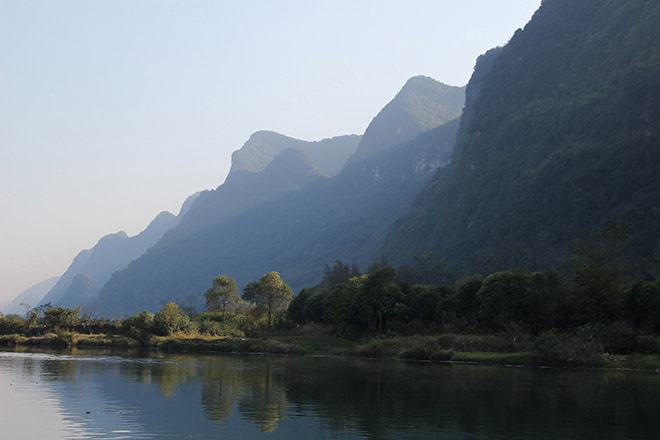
[200,356,242,421]
[237,360,287,432]
[200,356,288,432]
[21,350,660,439]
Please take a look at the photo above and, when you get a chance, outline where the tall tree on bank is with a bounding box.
[570,222,631,325]
[205,275,241,320]
[243,272,293,327]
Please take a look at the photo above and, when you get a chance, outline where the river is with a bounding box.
[0,348,658,439]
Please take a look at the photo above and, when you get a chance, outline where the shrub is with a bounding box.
[0,314,27,335]
[152,303,196,336]
[533,327,602,366]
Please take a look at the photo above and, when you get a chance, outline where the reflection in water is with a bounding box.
[0,351,153,439]
[201,357,287,432]
[1,349,659,439]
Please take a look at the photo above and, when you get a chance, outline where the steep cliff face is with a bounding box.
[384,0,660,276]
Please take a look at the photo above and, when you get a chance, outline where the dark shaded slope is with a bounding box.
[384,0,660,276]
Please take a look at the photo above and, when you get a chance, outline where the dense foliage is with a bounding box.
[287,256,660,358]
[2,247,659,364]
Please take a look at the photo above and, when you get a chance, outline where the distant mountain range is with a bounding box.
[9,0,658,318]
[3,276,59,315]
[34,207,186,311]
[227,131,360,179]
[93,76,465,316]
[175,133,361,240]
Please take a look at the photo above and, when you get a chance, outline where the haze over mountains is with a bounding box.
[5,200,195,314]
[93,76,465,316]
[6,0,658,319]
[3,276,59,316]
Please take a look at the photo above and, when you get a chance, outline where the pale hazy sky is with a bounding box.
[0,0,541,304]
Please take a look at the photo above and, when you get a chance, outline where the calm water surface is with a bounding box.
[0,348,658,439]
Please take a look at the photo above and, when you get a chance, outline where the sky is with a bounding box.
[0,0,541,305]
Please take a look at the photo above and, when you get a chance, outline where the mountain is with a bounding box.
[40,210,179,309]
[94,77,464,316]
[346,76,465,166]
[172,144,330,239]
[58,274,99,309]
[227,131,360,179]
[384,0,660,277]
[3,276,59,315]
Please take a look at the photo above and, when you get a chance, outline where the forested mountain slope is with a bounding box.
[95,77,464,316]
[384,0,660,277]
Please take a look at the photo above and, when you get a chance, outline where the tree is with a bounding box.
[454,275,483,321]
[205,275,242,320]
[0,313,26,335]
[359,267,402,333]
[153,302,195,336]
[476,269,567,333]
[322,260,360,287]
[287,288,314,324]
[570,221,631,324]
[626,280,660,333]
[476,270,531,331]
[42,306,81,332]
[243,272,293,327]
[22,302,52,332]
[120,310,155,343]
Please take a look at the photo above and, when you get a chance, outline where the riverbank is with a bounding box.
[3,327,660,371]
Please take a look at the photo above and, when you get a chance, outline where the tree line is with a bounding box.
[1,223,659,358]
[289,224,660,354]
[0,271,293,343]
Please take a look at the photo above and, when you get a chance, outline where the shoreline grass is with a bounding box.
[2,329,660,372]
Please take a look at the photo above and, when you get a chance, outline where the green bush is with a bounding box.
[533,327,602,366]
[198,318,245,338]
[0,314,27,335]
[152,303,196,336]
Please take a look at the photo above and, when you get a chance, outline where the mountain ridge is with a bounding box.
[94,75,464,316]
[39,210,180,309]
[346,76,464,166]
